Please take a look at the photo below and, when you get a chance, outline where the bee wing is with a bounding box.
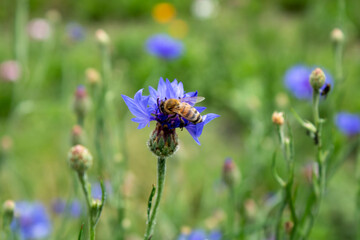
[180,96,205,105]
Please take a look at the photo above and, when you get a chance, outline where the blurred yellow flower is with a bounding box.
[152,3,176,23]
[169,19,188,39]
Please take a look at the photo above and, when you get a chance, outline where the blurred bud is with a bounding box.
[272,111,284,126]
[95,29,110,45]
[244,199,257,219]
[71,125,83,146]
[46,9,62,23]
[309,68,326,92]
[148,123,178,158]
[302,162,319,184]
[180,226,192,235]
[85,68,101,85]
[68,145,93,174]
[0,60,21,82]
[205,209,226,229]
[27,18,51,41]
[1,136,13,153]
[122,218,132,229]
[73,85,90,122]
[191,0,218,19]
[122,171,136,198]
[152,3,176,23]
[169,19,188,39]
[331,28,344,44]
[2,200,15,226]
[222,158,240,188]
[275,93,289,108]
[284,221,294,234]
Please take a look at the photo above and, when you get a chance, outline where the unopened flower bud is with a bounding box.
[2,200,15,225]
[71,125,83,146]
[95,29,110,45]
[222,158,240,188]
[85,68,101,85]
[284,221,294,234]
[68,145,93,174]
[73,85,90,123]
[148,123,179,158]
[46,9,62,23]
[272,111,284,126]
[331,28,344,44]
[91,199,102,211]
[0,61,21,82]
[1,136,13,153]
[244,199,257,219]
[309,68,326,92]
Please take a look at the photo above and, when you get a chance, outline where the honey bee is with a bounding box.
[159,97,205,127]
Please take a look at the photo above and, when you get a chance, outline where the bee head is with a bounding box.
[159,101,165,113]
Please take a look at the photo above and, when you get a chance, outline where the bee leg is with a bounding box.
[179,117,185,131]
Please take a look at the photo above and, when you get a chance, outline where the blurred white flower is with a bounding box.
[0,60,21,82]
[191,0,218,19]
[27,18,51,41]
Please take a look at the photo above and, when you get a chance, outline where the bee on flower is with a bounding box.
[122,78,219,148]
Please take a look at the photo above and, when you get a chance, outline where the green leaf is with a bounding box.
[147,184,156,221]
[272,151,286,187]
[78,223,84,240]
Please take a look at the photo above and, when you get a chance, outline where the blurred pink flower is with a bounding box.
[0,60,21,82]
[27,18,51,41]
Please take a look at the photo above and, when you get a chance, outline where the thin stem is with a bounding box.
[144,157,167,240]
[77,173,95,240]
[356,141,360,240]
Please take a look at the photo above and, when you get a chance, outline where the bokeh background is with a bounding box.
[1,0,360,239]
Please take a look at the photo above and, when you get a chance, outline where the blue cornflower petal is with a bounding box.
[145,34,184,60]
[335,112,360,136]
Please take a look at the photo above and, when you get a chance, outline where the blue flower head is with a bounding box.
[146,34,184,60]
[51,198,82,218]
[178,229,222,240]
[284,65,333,100]
[335,112,360,136]
[66,22,85,41]
[11,201,52,240]
[122,78,219,145]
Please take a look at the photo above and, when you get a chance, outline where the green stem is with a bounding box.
[78,173,95,240]
[144,157,167,240]
[356,141,360,240]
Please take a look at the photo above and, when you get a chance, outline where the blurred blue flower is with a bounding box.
[66,23,85,41]
[69,200,82,218]
[91,181,113,200]
[121,78,219,144]
[178,229,222,240]
[284,65,333,100]
[11,202,52,240]
[335,112,360,136]
[145,34,184,60]
[51,198,66,214]
[51,199,82,218]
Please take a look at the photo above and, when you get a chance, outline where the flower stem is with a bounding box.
[77,173,95,240]
[144,157,167,240]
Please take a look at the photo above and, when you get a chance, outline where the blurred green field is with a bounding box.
[1,0,360,239]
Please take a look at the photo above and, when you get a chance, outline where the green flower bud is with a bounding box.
[2,200,15,226]
[309,68,326,92]
[148,123,179,158]
[68,145,93,174]
[222,158,240,188]
[71,125,83,146]
[73,85,90,124]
